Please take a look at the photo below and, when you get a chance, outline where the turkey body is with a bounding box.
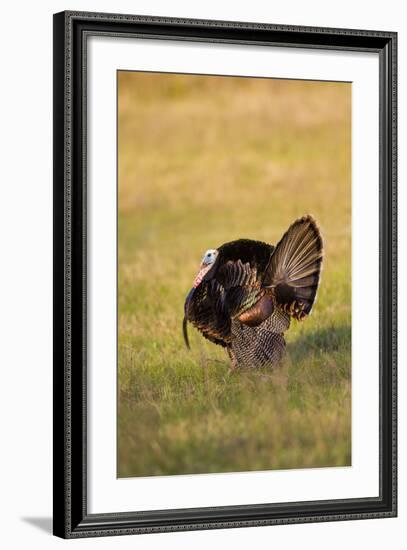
[183,215,323,369]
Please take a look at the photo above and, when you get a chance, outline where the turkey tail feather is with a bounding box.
[264,215,323,319]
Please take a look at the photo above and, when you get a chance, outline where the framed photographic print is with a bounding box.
[53,11,397,538]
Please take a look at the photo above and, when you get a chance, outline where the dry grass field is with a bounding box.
[117,72,351,477]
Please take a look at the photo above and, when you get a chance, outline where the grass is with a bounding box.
[117,72,351,477]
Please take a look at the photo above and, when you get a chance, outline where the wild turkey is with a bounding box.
[183,215,323,369]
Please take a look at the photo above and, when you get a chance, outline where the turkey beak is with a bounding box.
[200,260,213,273]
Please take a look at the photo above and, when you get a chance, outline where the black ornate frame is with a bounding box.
[53,10,397,539]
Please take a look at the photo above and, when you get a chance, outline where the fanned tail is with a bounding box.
[263,215,324,320]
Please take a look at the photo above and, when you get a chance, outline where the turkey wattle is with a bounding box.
[183,215,324,369]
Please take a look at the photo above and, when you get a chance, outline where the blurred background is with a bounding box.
[117,71,351,478]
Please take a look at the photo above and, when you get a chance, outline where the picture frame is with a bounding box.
[53,10,397,538]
